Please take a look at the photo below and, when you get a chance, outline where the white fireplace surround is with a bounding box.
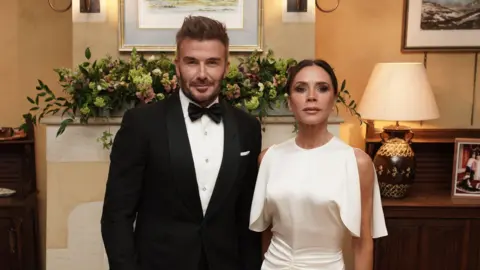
[43,115,343,270]
[42,115,344,163]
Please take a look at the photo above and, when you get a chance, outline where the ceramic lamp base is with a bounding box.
[374,125,416,199]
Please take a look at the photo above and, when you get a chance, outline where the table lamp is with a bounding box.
[357,62,440,199]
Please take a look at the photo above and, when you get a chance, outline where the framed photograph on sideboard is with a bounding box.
[452,138,480,200]
[402,0,480,52]
[118,0,264,52]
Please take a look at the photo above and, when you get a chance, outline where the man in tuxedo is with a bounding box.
[100,15,263,270]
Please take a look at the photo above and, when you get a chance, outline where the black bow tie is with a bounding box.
[188,102,222,123]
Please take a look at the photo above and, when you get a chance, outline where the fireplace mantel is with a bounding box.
[42,115,343,270]
[41,114,344,126]
[41,115,343,162]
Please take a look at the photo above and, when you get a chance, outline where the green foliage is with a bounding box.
[335,79,364,125]
[21,47,362,149]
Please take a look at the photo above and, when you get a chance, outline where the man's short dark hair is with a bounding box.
[176,15,229,53]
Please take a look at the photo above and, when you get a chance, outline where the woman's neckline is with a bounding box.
[293,135,336,151]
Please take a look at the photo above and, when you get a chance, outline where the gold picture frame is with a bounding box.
[118,0,264,52]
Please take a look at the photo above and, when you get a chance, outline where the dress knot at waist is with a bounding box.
[263,236,344,269]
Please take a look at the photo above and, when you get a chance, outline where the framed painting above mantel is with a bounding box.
[402,0,480,52]
[118,0,264,52]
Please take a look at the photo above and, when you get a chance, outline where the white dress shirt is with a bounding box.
[179,90,224,215]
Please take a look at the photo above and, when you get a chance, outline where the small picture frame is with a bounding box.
[452,138,480,200]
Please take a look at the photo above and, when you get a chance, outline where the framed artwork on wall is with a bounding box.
[402,0,480,52]
[451,138,480,200]
[118,0,264,52]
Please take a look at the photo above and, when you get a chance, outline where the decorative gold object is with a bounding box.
[315,0,340,13]
[0,127,14,138]
[47,0,72,13]
[0,127,27,141]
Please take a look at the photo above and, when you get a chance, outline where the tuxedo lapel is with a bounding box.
[206,100,240,217]
[165,93,203,220]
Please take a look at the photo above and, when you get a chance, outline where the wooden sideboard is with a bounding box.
[366,123,480,270]
[373,192,480,270]
[0,125,40,270]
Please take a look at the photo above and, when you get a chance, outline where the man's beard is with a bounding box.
[178,71,224,107]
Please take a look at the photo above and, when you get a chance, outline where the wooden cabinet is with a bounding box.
[0,217,17,269]
[366,125,480,270]
[373,194,480,270]
[0,194,39,270]
[0,126,39,270]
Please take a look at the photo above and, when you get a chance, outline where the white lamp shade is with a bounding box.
[357,62,440,121]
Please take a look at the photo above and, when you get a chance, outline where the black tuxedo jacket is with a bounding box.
[101,92,263,270]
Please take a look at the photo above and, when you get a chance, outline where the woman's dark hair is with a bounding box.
[284,59,338,95]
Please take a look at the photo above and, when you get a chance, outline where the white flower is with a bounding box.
[258,82,264,92]
[152,68,162,76]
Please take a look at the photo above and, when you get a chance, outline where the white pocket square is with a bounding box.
[240,151,250,156]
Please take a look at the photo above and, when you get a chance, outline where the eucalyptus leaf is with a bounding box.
[79,65,89,76]
[57,118,74,137]
[85,47,91,60]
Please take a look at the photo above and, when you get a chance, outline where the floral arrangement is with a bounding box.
[22,48,361,149]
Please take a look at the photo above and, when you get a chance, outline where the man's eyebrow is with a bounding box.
[182,56,196,61]
[181,57,222,62]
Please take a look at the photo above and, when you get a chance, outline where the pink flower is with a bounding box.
[233,85,240,98]
[225,84,241,100]
[136,87,155,103]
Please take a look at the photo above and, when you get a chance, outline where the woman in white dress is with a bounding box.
[249,59,388,270]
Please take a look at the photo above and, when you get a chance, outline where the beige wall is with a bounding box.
[73,0,315,64]
[315,0,480,148]
[45,0,319,269]
[5,0,478,268]
[0,1,72,269]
